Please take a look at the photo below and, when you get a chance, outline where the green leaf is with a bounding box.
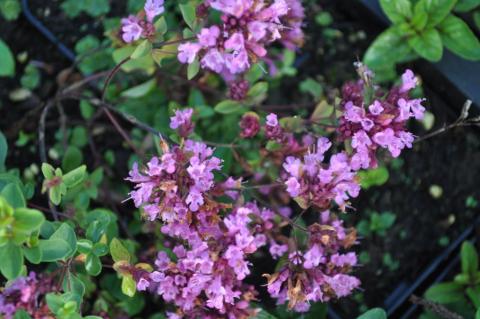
[438,15,480,60]
[41,163,55,180]
[180,2,196,30]
[454,0,480,11]
[411,1,429,30]
[364,27,412,69]
[83,0,110,17]
[466,286,480,308]
[475,11,480,29]
[50,223,77,259]
[121,275,136,297]
[408,28,443,61]
[154,16,168,35]
[358,167,390,189]
[49,186,63,206]
[380,0,413,23]
[0,241,23,279]
[0,0,21,21]
[77,239,93,254]
[46,293,64,314]
[0,39,15,77]
[85,253,102,276]
[1,182,25,208]
[113,46,155,73]
[63,165,87,189]
[304,303,328,319]
[299,78,323,100]
[131,40,152,59]
[120,78,157,98]
[187,58,200,80]
[23,245,42,264]
[246,82,269,104]
[214,100,244,114]
[63,273,85,306]
[425,282,465,303]
[357,308,387,319]
[39,238,72,262]
[476,308,480,319]
[0,131,7,171]
[20,63,40,90]
[110,238,131,263]
[418,0,458,27]
[92,242,108,256]
[265,141,282,151]
[62,146,83,173]
[461,241,478,277]
[14,309,33,319]
[253,308,278,319]
[14,207,44,233]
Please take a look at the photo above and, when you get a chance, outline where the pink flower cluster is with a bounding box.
[127,138,222,216]
[128,112,274,318]
[265,211,359,312]
[170,108,195,137]
[135,206,268,319]
[0,272,51,318]
[178,0,305,75]
[282,137,360,211]
[338,69,425,170]
[121,0,165,43]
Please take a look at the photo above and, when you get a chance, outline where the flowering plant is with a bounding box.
[3,0,476,318]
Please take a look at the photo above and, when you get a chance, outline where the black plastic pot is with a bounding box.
[358,0,480,109]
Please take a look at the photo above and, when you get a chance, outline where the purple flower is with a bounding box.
[331,252,357,267]
[266,113,279,127]
[269,242,288,258]
[198,26,220,47]
[121,16,143,43]
[144,0,165,22]
[201,48,225,73]
[225,49,250,74]
[325,274,360,298]
[175,0,305,76]
[283,156,302,179]
[303,244,324,269]
[178,43,202,64]
[368,100,384,115]
[137,278,150,291]
[285,177,301,197]
[170,108,194,137]
[351,131,372,149]
[209,0,253,18]
[400,69,418,93]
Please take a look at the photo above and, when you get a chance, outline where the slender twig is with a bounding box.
[61,70,110,95]
[152,36,196,48]
[102,107,143,157]
[55,100,68,151]
[101,57,130,102]
[415,100,479,144]
[38,101,60,221]
[63,95,166,140]
[410,295,463,319]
